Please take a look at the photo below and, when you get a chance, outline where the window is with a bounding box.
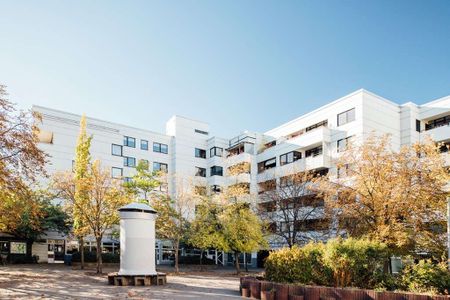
[210,147,223,157]
[195,148,206,158]
[153,142,168,154]
[111,167,123,178]
[416,120,421,132]
[140,140,149,150]
[195,167,206,177]
[305,146,323,157]
[337,136,352,153]
[337,108,356,126]
[123,136,136,148]
[153,162,168,172]
[438,142,450,153]
[123,177,132,183]
[306,120,328,132]
[280,151,302,166]
[425,115,450,131]
[210,166,223,176]
[123,156,136,167]
[257,157,276,173]
[111,144,122,156]
[211,185,222,194]
[195,129,209,135]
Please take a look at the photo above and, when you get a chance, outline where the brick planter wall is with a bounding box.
[239,277,450,300]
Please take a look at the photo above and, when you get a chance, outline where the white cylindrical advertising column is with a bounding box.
[118,203,157,276]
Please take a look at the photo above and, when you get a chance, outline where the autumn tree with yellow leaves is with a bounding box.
[316,134,449,256]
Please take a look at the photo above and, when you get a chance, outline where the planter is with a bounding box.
[289,296,304,300]
[261,290,275,300]
[241,287,250,298]
[249,281,261,299]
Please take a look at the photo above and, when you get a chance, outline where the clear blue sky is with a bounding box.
[1,0,449,137]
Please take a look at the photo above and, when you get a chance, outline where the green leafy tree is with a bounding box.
[73,114,92,269]
[124,160,161,202]
[189,197,225,267]
[219,202,267,274]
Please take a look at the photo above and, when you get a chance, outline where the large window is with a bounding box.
[111,144,122,156]
[210,166,223,176]
[153,162,168,172]
[123,156,136,167]
[416,120,421,132]
[305,145,323,157]
[337,136,352,153]
[123,136,136,148]
[195,148,206,159]
[111,167,123,178]
[280,151,302,166]
[153,142,168,154]
[210,147,223,157]
[195,167,206,177]
[306,120,328,132]
[257,157,276,174]
[425,115,450,130]
[337,108,355,126]
[140,140,149,150]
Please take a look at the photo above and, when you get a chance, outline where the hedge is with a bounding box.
[71,251,119,263]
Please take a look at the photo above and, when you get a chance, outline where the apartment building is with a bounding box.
[26,89,449,264]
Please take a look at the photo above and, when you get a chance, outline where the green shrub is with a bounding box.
[71,251,119,263]
[322,238,389,288]
[264,238,389,289]
[399,259,450,295]
[264,242,332,285]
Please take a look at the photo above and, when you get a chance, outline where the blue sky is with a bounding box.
[0,0,449,137]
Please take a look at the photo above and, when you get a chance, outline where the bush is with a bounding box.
[322,238,389,288]
[264,242,332,285]
[71,251,119,263]
[399,259,450,295]
[265,238,390,289]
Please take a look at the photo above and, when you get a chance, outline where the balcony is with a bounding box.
[275,154,331,178]
[286,126,330,148]
[226,173,251,185]
[225,152,252,167]
[422,124,450,142]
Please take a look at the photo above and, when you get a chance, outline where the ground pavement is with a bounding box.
[0,264,252,299]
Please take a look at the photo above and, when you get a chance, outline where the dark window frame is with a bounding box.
[280,151,302,166]
[337,108,356,126]
[210,147,224,157]
[210,166,223,176]
[305,145,323,157]
[123,156,136,167]
[153,142,168,154]
[123,136,136,148]
[140,139,149,150]
[257,157,276,174]
[111,144,123,156]
[195,148,207,159]
[195,167,207,177]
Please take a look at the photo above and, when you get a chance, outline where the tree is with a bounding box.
[189,196,226,267]
[124,160,161,202]
[316,134,449,255]
[0,84,47,192]
[257,171,329,248]
[219,202,267,274]
[0,189,70,240]
[73,114,92,269]
[152,176,197,273]
[53,161,131,273]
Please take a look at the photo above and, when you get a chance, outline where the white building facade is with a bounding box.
[31,89,450,265]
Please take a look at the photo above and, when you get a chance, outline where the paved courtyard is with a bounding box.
[0,264,245,299]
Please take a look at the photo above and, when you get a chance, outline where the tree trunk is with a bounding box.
[174,240,179,273]
[80,237,85,270]
[234,251,240,275]
[95,237,103,274]
[199,249,204,271]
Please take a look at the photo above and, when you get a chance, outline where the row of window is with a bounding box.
[111,161,168,179]
[195,166,224,177]
[195,147,224,159]
[121,136,169,153]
